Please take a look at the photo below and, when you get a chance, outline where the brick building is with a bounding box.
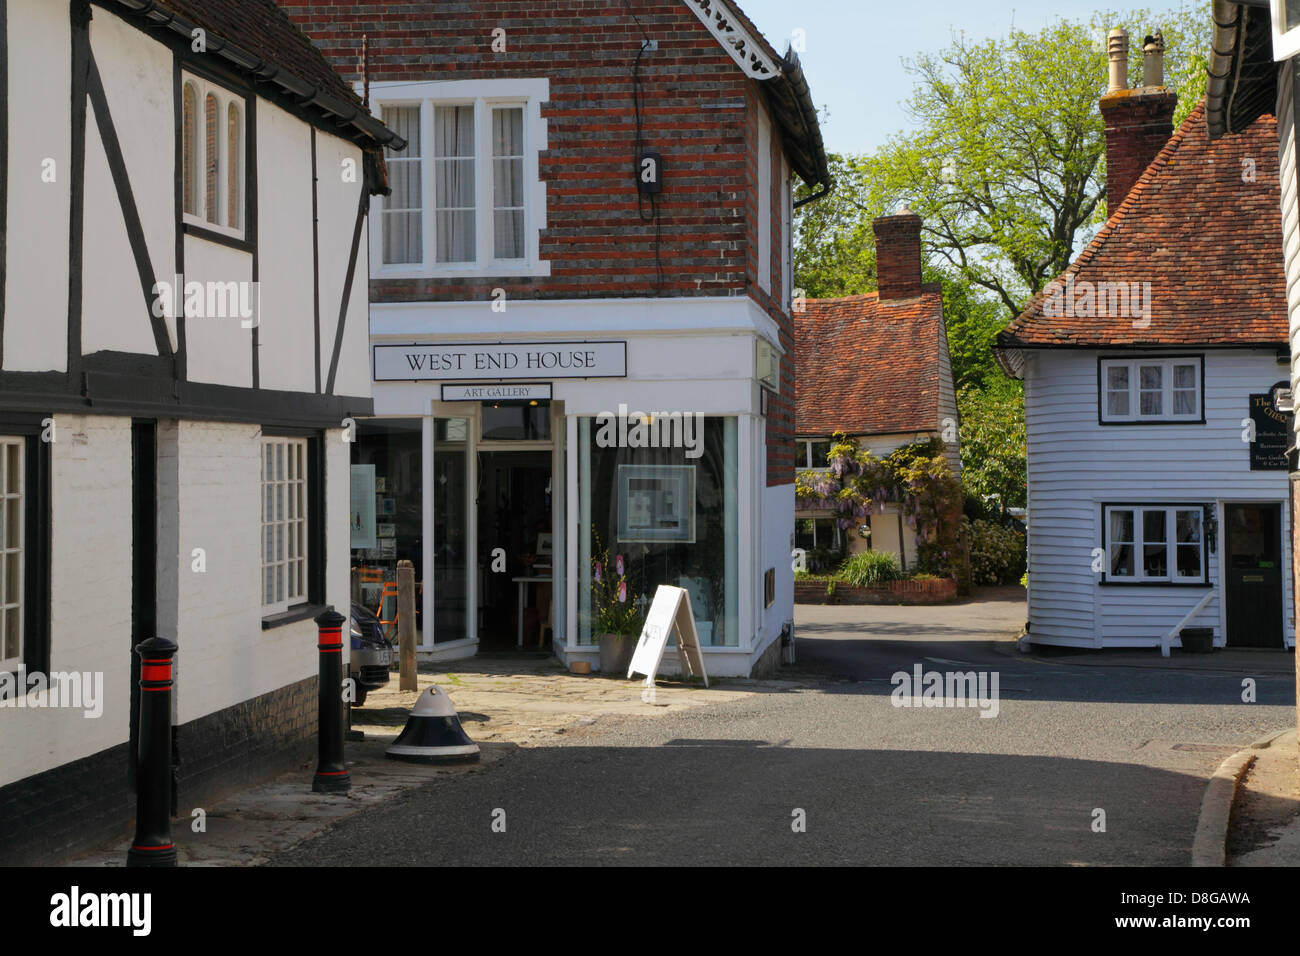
[282,0,831,675]
[793,211,961,569]
[0,0,397,863]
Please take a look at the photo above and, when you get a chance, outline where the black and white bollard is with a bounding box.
[386,686,480,764]
[312,609,351,793]
[127,636,178,868]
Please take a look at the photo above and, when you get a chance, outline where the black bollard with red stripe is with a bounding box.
[127,636,178,867]
[313,609,351,793]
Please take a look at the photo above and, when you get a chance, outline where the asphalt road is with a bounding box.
[272,587,1296,866]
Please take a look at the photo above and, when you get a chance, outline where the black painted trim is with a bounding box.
[261,602,329,631]
[0,0,8,371]
[1099,500,1212,586]
[182,221,252,252]
[172,55,186,383]
[86,52,173,360]
[312,128,322,395]
[0,416,52,682]
[129,419,156,791]
[1096,354,1207,426]
[325,185,369,395]
[67,0,91,388]
[248,94,259,390]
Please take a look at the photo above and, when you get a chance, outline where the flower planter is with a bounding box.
[598,633,638,675]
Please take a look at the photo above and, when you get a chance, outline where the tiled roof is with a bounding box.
[147,0,364,109]
[998,101,1287,349]
[795,289,946,436]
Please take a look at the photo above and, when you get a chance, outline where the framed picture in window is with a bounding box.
[616,465,695,543]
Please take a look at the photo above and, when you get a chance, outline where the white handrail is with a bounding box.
[1162,589,1215,657]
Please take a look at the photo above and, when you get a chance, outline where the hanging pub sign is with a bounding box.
[374,341,627,382]
[1249,392,1291,470]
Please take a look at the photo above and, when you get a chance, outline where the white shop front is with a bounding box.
[350,298,793,677]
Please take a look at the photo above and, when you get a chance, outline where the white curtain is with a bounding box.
[382,106,423,264]
[492,108,524,259]
[435,105,475,262]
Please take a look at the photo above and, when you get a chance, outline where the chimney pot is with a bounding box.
[1142,30,1164,87]
[1107,28,1129,92]
[873,211,924,301]
[1099,26,1176,211]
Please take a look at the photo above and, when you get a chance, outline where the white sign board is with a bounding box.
[374,341,627,381]
[627,585,709,688]
[441,382,552,402]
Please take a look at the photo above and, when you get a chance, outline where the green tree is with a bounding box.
[957,378,1026,512]
[794,3,1211,317]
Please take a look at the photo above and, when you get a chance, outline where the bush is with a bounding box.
[965,516,1026,586]
[838,550,903,587]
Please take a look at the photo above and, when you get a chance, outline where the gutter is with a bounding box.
[108,0,405,151]
[1206,0,1270,139]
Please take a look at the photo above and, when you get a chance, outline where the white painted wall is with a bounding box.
[81,10,176,356]
[315,134,370,398]
[1024,348,1295,648]
[3,0,70,372]
[172,422,351,723]
[256,104,316,393]
[183,238,254,387]
[0,415,133,789]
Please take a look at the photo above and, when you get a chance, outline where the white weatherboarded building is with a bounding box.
[0,0,400,863]
[998,63,1295,653]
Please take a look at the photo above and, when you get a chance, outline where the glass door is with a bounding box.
[430,409,472,646]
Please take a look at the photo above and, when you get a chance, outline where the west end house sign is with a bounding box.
[373,342,628,381]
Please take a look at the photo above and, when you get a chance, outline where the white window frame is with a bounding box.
[1100,356,1202,423]
[1103,504,1207,584]
[1271,0,1300,61]
[0,438,23,673]
[261,436,309,615]
[181,72,246,241]
[368,78,550,278]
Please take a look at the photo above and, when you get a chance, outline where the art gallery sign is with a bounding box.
[373,341,627,381]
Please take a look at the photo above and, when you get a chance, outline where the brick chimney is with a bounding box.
[874,209,923,300]
[1099,28,1177,213]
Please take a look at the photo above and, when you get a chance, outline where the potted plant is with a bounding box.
[591,543,642,675]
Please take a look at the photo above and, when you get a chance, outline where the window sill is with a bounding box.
[261,603,330,631]
[372,259,551,280]
[184,221,253,253]
[1099,418,1205,426]
[1098,579,1212,588]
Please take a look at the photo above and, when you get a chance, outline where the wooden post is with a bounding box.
[397,559,418,691]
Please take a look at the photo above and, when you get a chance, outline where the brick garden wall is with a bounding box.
[794,577,959,606]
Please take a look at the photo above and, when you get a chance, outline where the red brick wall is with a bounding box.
[1099,89,1176,213]
[282,0,801,486]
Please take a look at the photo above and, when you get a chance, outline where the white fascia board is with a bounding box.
[681,0,781,80]
[369,295,786,352]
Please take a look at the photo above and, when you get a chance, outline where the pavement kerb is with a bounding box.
[1190,734,1289,867]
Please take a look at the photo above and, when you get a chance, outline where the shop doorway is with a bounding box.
[477,449,553,650]
[1224,503,1284,648]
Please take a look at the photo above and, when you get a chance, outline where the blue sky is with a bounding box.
[735,0,1203,155]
